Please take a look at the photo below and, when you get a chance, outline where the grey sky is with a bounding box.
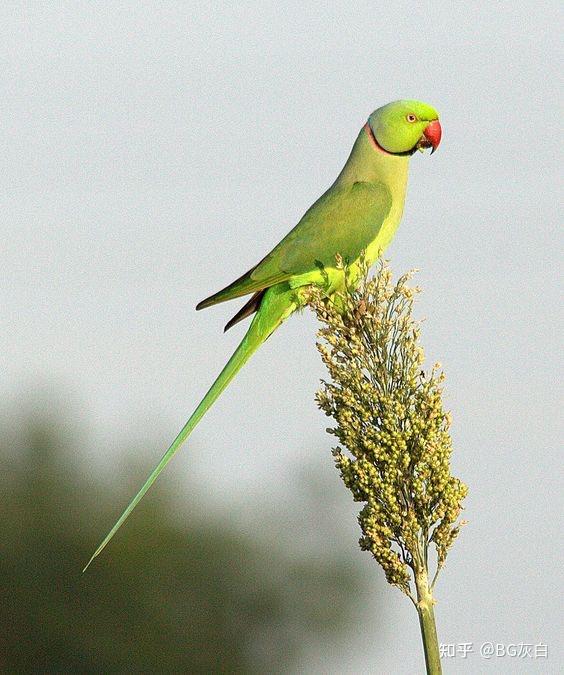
[1,2,562,673]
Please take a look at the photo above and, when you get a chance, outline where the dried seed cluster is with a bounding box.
[308,261,467,596]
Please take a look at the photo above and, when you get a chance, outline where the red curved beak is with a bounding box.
[423,120,442,154]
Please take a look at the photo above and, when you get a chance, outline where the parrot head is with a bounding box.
[367,100,441,155]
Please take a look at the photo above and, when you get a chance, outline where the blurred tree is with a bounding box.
[0,412,371,674]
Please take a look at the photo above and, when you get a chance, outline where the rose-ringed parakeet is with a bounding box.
[85,99,441,569]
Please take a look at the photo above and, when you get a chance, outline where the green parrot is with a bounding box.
[85,99,441,570]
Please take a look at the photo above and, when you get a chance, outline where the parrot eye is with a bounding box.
[406,114,417,123]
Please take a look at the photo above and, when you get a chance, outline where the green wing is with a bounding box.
[197,181,392,309]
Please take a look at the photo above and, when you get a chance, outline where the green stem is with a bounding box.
[414,565,442,675]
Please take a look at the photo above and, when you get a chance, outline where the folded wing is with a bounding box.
[196,181,392,311]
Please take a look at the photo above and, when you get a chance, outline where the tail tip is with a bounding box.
[82,554,97,574]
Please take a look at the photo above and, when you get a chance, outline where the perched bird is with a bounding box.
[85,99,441,569]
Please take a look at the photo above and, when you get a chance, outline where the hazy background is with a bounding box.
[1,2,562,673]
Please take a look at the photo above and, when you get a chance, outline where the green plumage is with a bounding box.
[85,99,440,570]
[198,181,392,309]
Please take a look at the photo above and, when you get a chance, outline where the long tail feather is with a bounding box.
[84,286,294,571]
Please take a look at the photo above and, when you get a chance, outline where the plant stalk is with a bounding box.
[414,565,442,675]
